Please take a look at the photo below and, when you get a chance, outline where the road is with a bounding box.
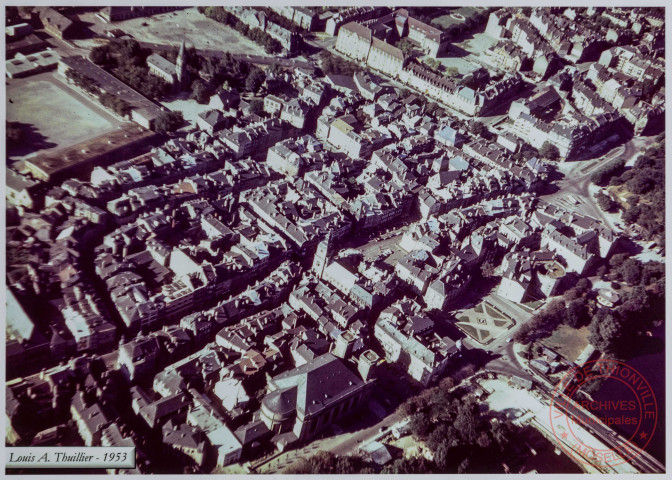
[541,133,651,228]
[534,381,665,474]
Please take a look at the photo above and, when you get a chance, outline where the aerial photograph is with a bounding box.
[4,5,666,475]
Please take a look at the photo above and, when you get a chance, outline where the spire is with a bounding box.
[178,38,186,61]
[175,38,189,88]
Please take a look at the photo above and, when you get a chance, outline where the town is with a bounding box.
[5,5,665,475]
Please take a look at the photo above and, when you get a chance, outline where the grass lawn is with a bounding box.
[543,325,591,363]
[484,303,506,320]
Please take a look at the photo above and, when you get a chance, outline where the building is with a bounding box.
[39,8,74,40]
[147,53,176,84]
[6,50,60,79]
[375,302,458,386]
[6,170,38,208]
[260,353,373,445]
[117,337,161,383]
[58,56,164,130]
[99,6,185,23]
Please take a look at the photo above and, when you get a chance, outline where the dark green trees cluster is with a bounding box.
[590,158,625,186]
[199,7,282,54]
[66,68,133,119]
[153,111,184,134]
[404,390,517,473]
[539,141,560,161]
[66,68,101,95]
[594,191,618,212]
[99,93,131,117]
[588,280,663,359]
[515,278,593,343]
[284,452,375,474]
[318,50,362,76]
[612,139,665,242]
[89,39,170,100]
[590,136,665,243]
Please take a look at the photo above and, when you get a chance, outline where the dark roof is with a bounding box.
[341,21,372,41]
[39,8,74,33]
[268,353,368,417]
[141,393,191,428]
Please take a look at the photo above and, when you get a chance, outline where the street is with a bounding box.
[541,134,651,229]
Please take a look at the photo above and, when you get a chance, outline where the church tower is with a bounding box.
[176,39,190,89]
[311,231,332,279]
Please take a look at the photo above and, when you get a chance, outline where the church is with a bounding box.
[146,39,190,89]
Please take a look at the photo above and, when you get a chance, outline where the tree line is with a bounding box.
[591,134,665,245]
[90,39,171,100]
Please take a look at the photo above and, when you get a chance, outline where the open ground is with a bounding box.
[96,8,267,56]
[7,72,122,162]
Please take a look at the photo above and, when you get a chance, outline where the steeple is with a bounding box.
[311,230,332,279]
[176,38,189,88]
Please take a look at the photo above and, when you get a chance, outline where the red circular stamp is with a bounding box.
[548,358,657,470]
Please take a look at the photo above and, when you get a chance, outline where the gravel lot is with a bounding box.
[105,8,267,56]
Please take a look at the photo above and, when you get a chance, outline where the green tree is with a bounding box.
[454,403,478,444]
[469,120,486,137]
[588,314,624,355]
[457,457,471,474]
[480,261,496,277]
[565,297,590,328]
[90,45,113,66]
[620,258,642,285]
[595,191,617,212]
[410,411,433,438]
[539,141,560,161]
[382,457,436,474]
[153,110,184,134]
[245,68,266,93]
[249,98,265,115]
[190,80,211,104]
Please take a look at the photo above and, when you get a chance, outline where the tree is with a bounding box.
[539,141,560,161]
[189,80,210,104]
[565,297,590,328]
[595,191,617,212]
[457,457,471,474]
[469,120,486,137]
[480,261,496,277]
[249,98,265,115]
[588,314,624,355]
[454,403,478,444]
[90,45,113,66]
[153,110,184,134]
[409,411,433,439]
[620,258,642,285]
[245,68,266,93]
[621,285,649,314]
[444,66,460,77]
[382,457,436,474]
